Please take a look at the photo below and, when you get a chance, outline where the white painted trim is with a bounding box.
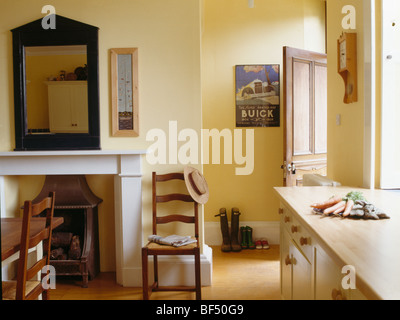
[204,221,280,246]
[380,0,400,188]
[363,0,376,189]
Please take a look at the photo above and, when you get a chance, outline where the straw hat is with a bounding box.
[184,166,209,204]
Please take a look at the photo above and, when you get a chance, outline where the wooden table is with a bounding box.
[1,217,64,261]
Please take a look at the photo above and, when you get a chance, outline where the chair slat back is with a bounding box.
[152,172,199,239]
[156,193,193,203]
[16,191,55,300]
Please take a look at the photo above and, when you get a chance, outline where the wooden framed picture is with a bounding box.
[235,64,280,127]
[110,48,139,136]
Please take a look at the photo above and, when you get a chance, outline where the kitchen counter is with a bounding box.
[274,186,400,300]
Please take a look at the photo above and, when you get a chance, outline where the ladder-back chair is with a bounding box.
[142,172,201,300]
[2,192,55,300]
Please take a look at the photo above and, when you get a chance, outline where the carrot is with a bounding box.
[333,203,346,215]
[323,200,346,215]
[342,199,354,217]
[310,196,342,209]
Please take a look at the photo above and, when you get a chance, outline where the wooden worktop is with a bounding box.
[274,186,400,300]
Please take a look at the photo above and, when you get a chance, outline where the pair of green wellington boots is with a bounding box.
[215,208,242,252]
[240,226,255,249]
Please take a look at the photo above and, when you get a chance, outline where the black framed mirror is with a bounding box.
[11,15,100,150]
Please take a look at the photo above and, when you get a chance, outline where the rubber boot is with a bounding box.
[215,208,231,252]
[230,208,242,252]
[240,226,248,249]
[247,226,256,249]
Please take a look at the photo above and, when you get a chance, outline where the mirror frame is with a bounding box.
[11,15,100,150]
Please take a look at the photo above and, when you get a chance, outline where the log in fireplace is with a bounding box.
[33,175,102,287]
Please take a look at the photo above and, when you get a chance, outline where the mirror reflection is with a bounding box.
[25,45,88,134]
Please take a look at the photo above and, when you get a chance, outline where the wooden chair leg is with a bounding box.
[195,248,201,300]
[42,289,49,300]
[142,248,149,300]
[153,255,159,288]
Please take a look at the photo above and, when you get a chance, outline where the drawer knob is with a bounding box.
[285,255,292,265]
[300,237,309,246]
[284,216,290,223]
[278,208,284,215]
[291,225,298,233]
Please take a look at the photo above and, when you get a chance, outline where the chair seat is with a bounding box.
[146,239,198,251]
[2,280,41,300]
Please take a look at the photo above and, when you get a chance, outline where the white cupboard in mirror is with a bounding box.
[24,45,88,134]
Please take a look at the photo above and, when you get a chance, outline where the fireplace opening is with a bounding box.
[34,175,102,287]
[50,210,85,261]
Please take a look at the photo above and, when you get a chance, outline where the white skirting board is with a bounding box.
[204,221,280,246]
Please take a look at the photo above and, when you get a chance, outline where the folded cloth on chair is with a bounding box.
[148,234,197,247]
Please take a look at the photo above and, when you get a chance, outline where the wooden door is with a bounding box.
[283,47,327,186]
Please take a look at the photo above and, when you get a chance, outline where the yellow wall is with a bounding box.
[0,0,202,272]
[201,0,326,222]
[326,0,365,188]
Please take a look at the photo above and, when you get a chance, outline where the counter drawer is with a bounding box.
[279,206,293,233]
[279,205,313,262]
[289,215,313,262]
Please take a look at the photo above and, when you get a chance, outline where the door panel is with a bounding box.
[315,246,348,300]
[280,227,292,300]
[293,60,312,156]
[283,47,328,186]
[292,242,313,300]
[314,64,328,154]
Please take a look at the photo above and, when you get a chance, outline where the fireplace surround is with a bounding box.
[0,150,145,286]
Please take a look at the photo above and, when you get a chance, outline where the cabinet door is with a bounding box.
[70,85,88,132]
[315,246,348,300]
[280,226,292,300]
[292,243,313,300]
[49,85,73,132]
[48,83,88,133]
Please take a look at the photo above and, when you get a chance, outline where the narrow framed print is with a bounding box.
[235,65,280,127]
[110,48,139,136]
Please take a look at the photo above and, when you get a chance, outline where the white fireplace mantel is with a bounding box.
[0,150,146,286]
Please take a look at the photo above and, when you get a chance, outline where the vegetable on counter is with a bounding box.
[310,191,390,220]
[342,191,366,203]
[342,199,354,217]
[323,200,346,215]
[310,191,366,217]
[310,195,342,210]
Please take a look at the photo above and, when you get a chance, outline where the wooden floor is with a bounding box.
[51,245,281,300]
